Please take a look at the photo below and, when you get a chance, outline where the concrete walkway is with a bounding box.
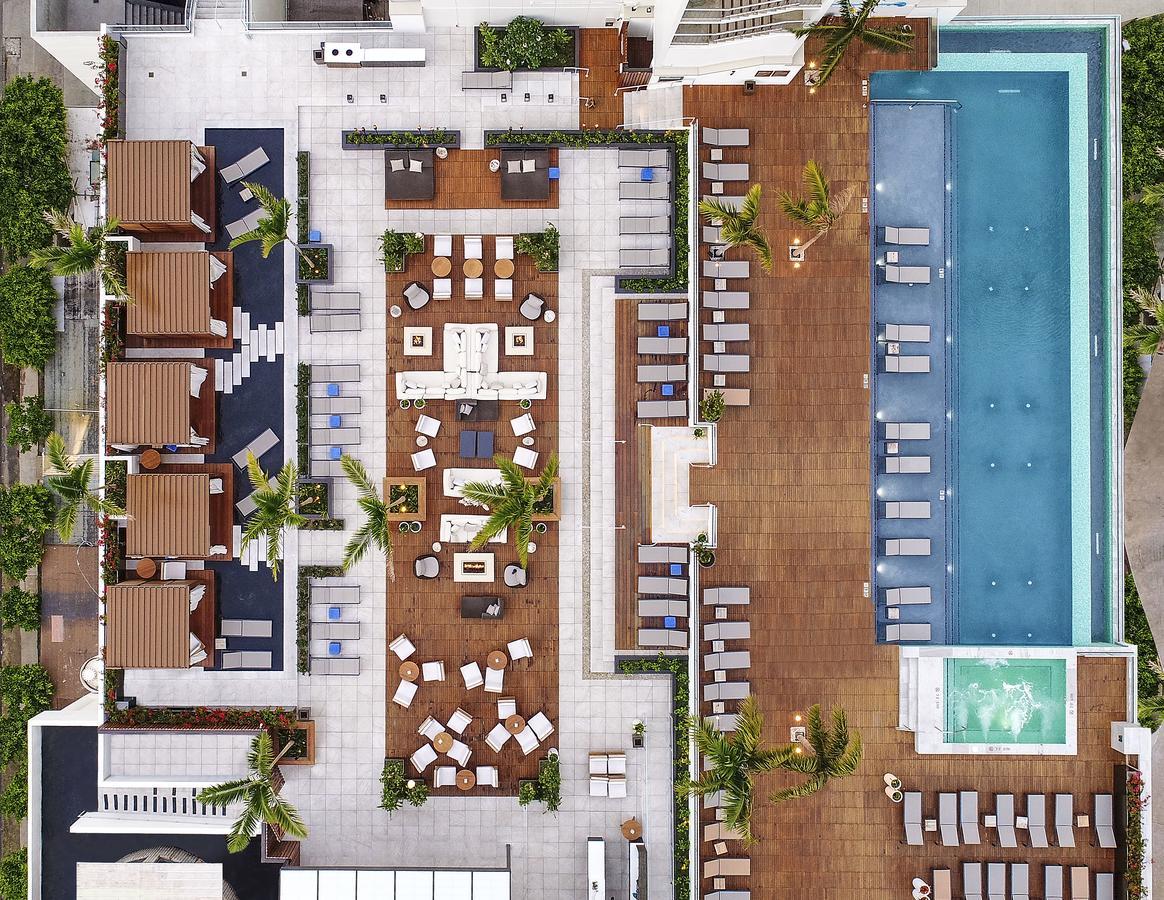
[962,0,1163,17]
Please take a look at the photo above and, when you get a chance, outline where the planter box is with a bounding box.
[473,25,580,72]
[384,476,426,522]
[296,478,332,521]
[342,129,462,150]
[296,243,333,285]
[279,720,316,766]
[530,476,561,522]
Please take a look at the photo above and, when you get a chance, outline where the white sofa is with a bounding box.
[440,514,507,544]
[443,467,503,498]
[396,322,547,402]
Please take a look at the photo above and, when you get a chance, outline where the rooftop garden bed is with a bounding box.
[296,151,310,314]
[380,757,428,812]
[104,459,127,508]
[529,476,560,522]
[296,243,332,285]
[515,225,558,273]
[97,36,121,141]
[475,20,578,71]
[380,230,424,273]
[99,516,123,585]
[295,479,330,519]
[296,363,309,470]
[517,751,561,812]
[342,129,460,149]
[385,477,425,522]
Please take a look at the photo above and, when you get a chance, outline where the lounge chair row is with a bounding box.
[620,216,670,235]
[309,290,360,332]
[884,353,930,373]
[959,863,1113,900]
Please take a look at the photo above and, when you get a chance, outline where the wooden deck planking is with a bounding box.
[384,246,559,794]
[683,22,1125,896]
[385,149,559,211]
[578,28,623,130]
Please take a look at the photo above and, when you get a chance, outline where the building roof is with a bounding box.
[76,863,223,900]
[106,140,193,226]
[103,580,194,668]
[126,473,210,558]
[106,361,192,446]
[126,251,212,335]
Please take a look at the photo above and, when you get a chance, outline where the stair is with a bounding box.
[100,785,232,819]
[124,0,186,25]
[196,0,244,20]
[673,0,807,44]
[899,653,920,732]
[214,310,284,395]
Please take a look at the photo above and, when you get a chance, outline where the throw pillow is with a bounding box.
[409,159,422,174]
[390,158,405,172]
[522,159,535,173]
[507,160,521,174]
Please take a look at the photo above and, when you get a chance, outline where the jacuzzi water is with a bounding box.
[944,658,1068,744]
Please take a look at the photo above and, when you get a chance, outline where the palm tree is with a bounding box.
[339,454,396,581]
[699,185,773,272]
[461,453,558,568]
[1125,286,1164,356]
[795,0,914,88]
[228,182,319,273]
[196,730,307,854]
[42,432,124,542]
[29,211,128,299]
[778,160,856,256]
[679,695,793,845]
[769,704,862,803]
[241,452,305,581]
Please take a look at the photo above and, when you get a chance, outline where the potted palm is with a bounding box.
[241,453,305,581]
[779,161,855,260]
[228,181,332,284]
[1125,285,1164,372]
[461,453,558,566]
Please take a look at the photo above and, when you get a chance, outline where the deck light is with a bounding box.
[793,711,803,723]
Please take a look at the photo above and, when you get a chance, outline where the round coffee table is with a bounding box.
[463,258,483,278]
[416,436,428,447]
[522,436,534,447]
[456,769,476,791]
[543,309,557,323]
[489,158,501,173]
[431,257,452,277]
[136,558,157,579]
[487,650,508,670]
[620,818,643,841]
[433,731,453,753]
[399,661,420,682]
[505,714,526,735]
[431,541,442,553]
[494,258,515,278]
[389,305,402,318]
[139,448,162,470]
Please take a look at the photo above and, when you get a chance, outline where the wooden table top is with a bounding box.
[494,258,515,278]
[621,817,642,841]
[456,769,476,791]
[139,449,162,470]
[135,558,157,579]
[505,714,525,734]
[399,661,419,682]
[433,731,453,753]
[431,256,451,277]
[463,258,483,278]
[487,650,508,670]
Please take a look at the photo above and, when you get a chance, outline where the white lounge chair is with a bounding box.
[1027,793,1048,848]
[484,667,503,693]
[485,723,510,752]
[434,234,452,257]
[528,711,554,740]
[447,739,471,766]
[1012,864,1029,900]
[884,226,930,245]
[1094,794,1116,848]
[507,638,533,663]
[903,791,923,845]
[883,501,931,519]
[1056,794,1075,847]
[496,236,513,259]
[996,794,1017,848]
[1045,866,1064,900]
[939,792,958,846]
[885,623,931,642]
[1071,867,1090,900]
[884,456,931,474]
[887,586,932,607]
[418,716,443,741]
[883,422,930,440]
[514,726,539,755]
[964,863,983,900]
[220,147,269,183]
[497,697,517,719]
[884,354,930,373]
[460,661,484,690]
[447,708,472,735]
[476,765,499,787]
[884,538,931,556]
[421,660,445,682]
[434,766,456,788]
[987,862,1006,900]
[392,681,417,708]
[960,790,979,844]
[232,428,279,469]
[885,323,931,342]
[410,744,437,772]
[885,264,931,285]
[389,634,416,660]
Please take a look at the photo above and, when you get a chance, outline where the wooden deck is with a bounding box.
[578,28,622,130]
[681,22,1127,896]
[384,246,559,794]
[385,149,559,211]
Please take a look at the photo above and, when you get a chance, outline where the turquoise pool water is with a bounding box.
[945,658,1068,744]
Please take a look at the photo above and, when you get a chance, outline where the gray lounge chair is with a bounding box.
[886,587,931,606]
[638,400,686,419]
[638,544,687,564]
[702,323,750,342]
[963,863,983,900]
[504,564,527,588]
[414,555,439,579]
[960,791,979,844]
[883,501,930,519]
[620,181,669,200]
[311,396,361,415]
[703,194,743,210]
[703,587,750,605]
[403,281,430,310]
[884,456,930,474]
[639,336,686,354]
[311,291,359,312]
[619,149,669,168]
[883,422,930,440]
[1056,794,1075,847]
[885,623,931,641]
[638,598,687,618]
[987,862,1006,900]
[903,792,923,845]
[312,364,359,382]
[638,302,687,321]
[520,293,546,320]
[702,127,750,146]
[461,69,511,89]
[703,651,750,671]
[1027,794,1048,848]
[702,162,750,181]
[1095,874,1113,900]
[702,291,750,309]
[310,427,359,446]
[1011,864,1029,900]
[885,226,930,245]
[707,388,750,406]
[702,224,724,243]
[311,584,359,605]
[620,248,670,268]
[637,364,687,382]
[1045,866,1064,900]
[884,538,930,556]
[220,651,272,669]
[996,794,1017,848]
[220,619,273,638]
[311,656,360,675]
[703,622,750,640]
[232,428,280,468]
[1094,794,1115,848]
[638,576,686,595]
[310,312,360,332]
[310,622,360,640]
[224,209,263,240]
[621,216,671,235]
[703,354,749,372]
[236,475,278,517]
[220,147,270,183]
[702,260,749,278]
[310,460,343,477]
[637,628,687,648]
[884,354,930,373]
[933,869,952,900]
[1071,868,1090,900]
[939,793,958,846]
[885,323,931,342]
[885,265,931,285]
[702,681,749,701]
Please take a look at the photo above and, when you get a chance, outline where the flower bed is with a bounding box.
[100,302,124,368]
[342,129,460,149]
[618,653,692,900]
[380,230,424,273]
[97,36,121,141]
[296,244,331,284]
[104,460,127,508]
[386,477,425,521]
[1127,767,1146,898]
[475,20,578,71]
[99,516,123,585]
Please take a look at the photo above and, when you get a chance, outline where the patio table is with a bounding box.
[431,257,451,277]
[456,770,476,791]
[399,661,419,682]
[505,715,526,734]
[463,259,483,278]
[433,731,453,753]
[487,650,508,670]
[494,258,514,278]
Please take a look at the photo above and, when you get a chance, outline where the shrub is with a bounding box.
[4,396,52,452]
[0,267,57,369]
[700,390,725,423]
[344,129,457,147]
[1123,17,1164,195]
[297,363,310,470]
[380,230,424,272]
[297,565,341,674]
[514,225,559,272]
[1127,574,1163,728]
[479,18,573,70]
[0,77,72,258]
[379,758,427,812]
[0,484,53,580]
[0,589,39,633]
[0,665,54,720]
[0,760,27,820]
[0,849,27,900]
[1123,200,1161,292]
[97,36,120,141]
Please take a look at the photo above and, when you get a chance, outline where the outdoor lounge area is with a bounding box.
[103,577,217,669]
[106,360,216,454]
[124,468,233,562]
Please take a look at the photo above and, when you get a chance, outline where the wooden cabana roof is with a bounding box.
[104,580,194,668]
[106,140,193,226]
[126,473,210,558]
[126,251,212,335]
[106,361,191,446]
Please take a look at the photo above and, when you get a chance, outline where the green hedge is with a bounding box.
[1123,17,1164,195]
[0,849,26,900]
[0,484,53,580]
[0,589,39,633]
[1126,574,1162,728]
[0,665,54,822]
[4,396,52,452]
[345,128,457,147]
[0,266,57,369]
[297,363,309,470]
[0,77,72,259]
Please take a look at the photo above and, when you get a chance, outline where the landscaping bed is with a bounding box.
[296,479,330,519]
[296,565,342,674]
[385,477,425,521]
[296,243,332,284]
[342,129,460,149]
[474,21,578,71]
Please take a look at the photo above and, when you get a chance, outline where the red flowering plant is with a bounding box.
[98,516,122,585]
[100,300,123,368]
[96,36,120,141]
[1126,767,1148,899]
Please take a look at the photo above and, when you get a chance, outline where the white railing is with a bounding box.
[111,0,196,33]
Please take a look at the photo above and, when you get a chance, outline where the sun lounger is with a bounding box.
[886,587,931,606]
[884,538,931,556]
[703,194,743,210]
[987,863,1006,900]
[220,619,272,638]
[884,456,930,474]
[703,651,750,671]
[311,656,359,675]
[311,584,359,604]
[1011,864,1029,900]
[703,354,749,372]
[702,162,750,181]
[1094,794,1115,848]
[310,312,360,332]
[1056,794,1075,847]
[1070,867,1089,900]
[232,428,279,468]
[996,794,1017,847]
[638,544,687,564]
[883,422,930,440]
[885,264,931,285]
[638,400,687,419]
[637,364,687,382]
[310,622,359,640]
[639,336,687,354]
[884,354,930,373]
[939,793,958,846]
[703,859,751,878]
[639,576,687,595]
[885,623,931,642]
[933,869,952,900]
[702,127,750,146]
[703,224,724,244]
[310,291,358,312]
[220,147,270,183]
[638,598,688,618]
[706,387,750,407]
[703,681,750,701]
[702,323,750,342]
[620,216,672,235]
[960,791,979,844]
[311,364,359,382]
[702,291,750,309]
[236,476,278,517]
[620,248,670,268]
[885,226,930,245]
[619,149,670,168]
[311,396,360,415]
[964,863,984,900]
[1095,874,1113,900]
[220,651,272,669]
[621,181,669,200]
[637,628,687,648]
[703,587,750,605]
[882,501,930,519]
[885,323,931,342]
[903,791,923,845]
[703,621,750,641]
[638,302,688,321]
[1045,866,1064,900]
[1027,794,1048,847]
[224,209,263,240]
[702,260,749,278]
[310,427,359,446]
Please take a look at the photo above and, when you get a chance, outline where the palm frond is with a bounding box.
[225,798,262,853]
[44,433,71,475]
[803,161,830,212]
[196,778,253,808]
[739,184,762,227]
[857,25,915,53]
[460,480,510,508]
[54,503,79,543]
[340,454,376,498]
[228,228,264,251]
[342,520,376,571]
[770,773,829,804]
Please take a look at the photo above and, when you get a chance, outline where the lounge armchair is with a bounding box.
[987,862,1006,900]
[414,555,440,579]
[884,354,930,373]
[883,501,930,519]
[1094,794,1116,848]
[410,744,437,772]
[515,726,539,755]
[496,236,513,259]
[503,564,527,588]
[403,281,430,310]
[883,422,930,440]
[434,234,452,257]
[465,278,483,299]
[1027,793,1048,848]
[884,456,931,474]
[886,587,932,606]
[884,623,931,641]
[903,791,923,845]
[434,278,452,299]
[392,680,417,707]
[484,666,504,693]
[389,634,416,660]
[939,793,958,846]
[460,662,484,690]
[884,226,930,245]
[220,147,270,183]
[885,264,931,285]
[476,765,499,787]
[434,766,456,788]
[412,449,436,471]
[463,235,482,260]
[495,279,513,300]
[1056,794,1075,847]
[421,660,445,681]
[996,793,1017,848]
[885,323,931,342]
[498,697,517,719]
[1045,866,1064,900]
[520,293,545,320]
[418,716,443,741]
[528,711,554,740]
[447,739,471,766]
[220,619,273,638]
[507,638,533,663]
[960,790,979,844]
[220,651,271,670]
[485,723,510,752]
[1012,864,1029,900]
[964,863,983,900]
[702,127,750,146]
[447,708,472,735]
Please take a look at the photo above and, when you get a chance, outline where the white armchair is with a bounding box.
[434,766,456,787]
[476,765,500,788]
[484,666,504,693]
[498,697,517,719]
[507,638,533,662]
[464,235,483,260]
[422,660,446,681]
[390,634,416,660]
[411,744,437,772]
[418,716,443,741]
[447,707,473,735]
[528,711,554,741]
[460,662,484,690]
[515,726,539,756]
[392,681,417,708]
[447,739,472,766]
[434,234,453,257]
[496,236,514,260]
[485,723,510,752]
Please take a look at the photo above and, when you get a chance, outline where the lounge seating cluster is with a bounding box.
[588,752,628,797]
[880,225,932,285]
[395,323,547,402]
[618,148,673,271]
[636,544,690,647]
[306,364,364,478]
[636,307,690,421]
[308,578,362,675]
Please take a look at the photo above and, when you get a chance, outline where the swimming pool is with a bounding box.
[869,24,1117,647]
[945,658,1068,744]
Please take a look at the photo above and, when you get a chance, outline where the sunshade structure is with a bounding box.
[103,579,212,668]
[106,361,215,449]
[106,140,217,240]
[76,863,224,900]
[125,473,212,558]
[125,250,233,341]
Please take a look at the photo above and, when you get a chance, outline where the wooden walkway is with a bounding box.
[384,244,559,794]
[578,28,622,130]
[385,149,559,211]
[683,24,1126,896]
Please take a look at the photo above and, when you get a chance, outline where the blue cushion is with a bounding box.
[641,167,654,182]
[476,430,494,458]
[309,230,322,243]
[548,166,561,180]
[328,606,341,620]
[329,414,342,427]
[657,325,670,337]
[661,383,674,397]
[669,563,683,576]
[329,447,342,460]
[328,641,342,655]
[327,383,340,397]
[664,616,677,629]
[459,430,476,458]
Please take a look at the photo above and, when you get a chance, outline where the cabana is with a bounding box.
[125,471,231,560]
[103,578,215,669]
[106,140,217,241]
[125,250,233,346]
[106,361,215,452]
